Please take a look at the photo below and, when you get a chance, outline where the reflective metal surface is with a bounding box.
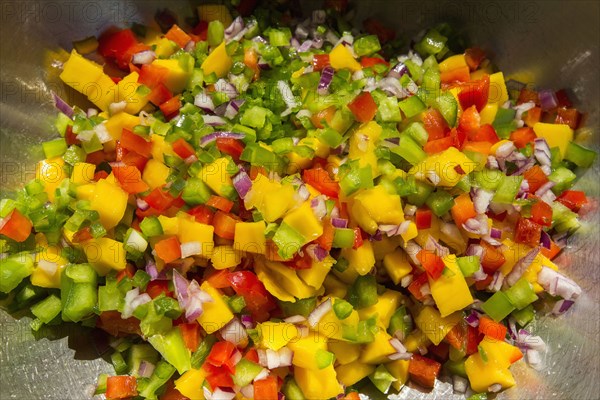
[0,1,598,399]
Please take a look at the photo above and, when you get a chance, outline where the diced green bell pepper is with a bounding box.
[504,278,538,310]
[492,175,523,203]
[332,228,355,248]
[369,364,396,394]
[456,255,480,277]
[388,306,413,339]
[191,334,217,369]
[0,252,34,293]
[272,222,305,260]
[403,122,429,147]
[406,180,435,207]
[148,328,191,374]
[333,298,354,320]
[182,177,212,205]
[61,263,97,322]
[511,304,535,327]
[128,344,160,376]
[279,296,317,317]
[111,351,129,375]
[444,359,467,379]
[338,160,374,196]
[354,35,382,56]
[426,190,455,217]
[30,294,62,328]
[233,358,263,387]
[207,21,224,47]
[481,291,515,322]
[391,134,427,166]
[347,275,378,309]
[399,96,426,119]
[414,29,448,56]
[474,169,504,191]
[138,360,176,400]
[549,166,576,194]
[283,378,306,400]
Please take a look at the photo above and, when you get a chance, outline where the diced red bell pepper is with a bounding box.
[523,165,549,194]
[514,217,542,248]
[465,48,486,71]
[469,124,499,144]
[363,18,395,43]
[228,271,276,322]
[302,167,340,198]
[408,354,441,389]
[417,249,445,280]
[148,83,173,106]
[450,127,467,150]
[97,311,141,336]
[254,376,279,400]
[474,274,493,291]
[186,204,214,225]
[540,239,562,260]
[65,125,80,146]
[216,138,245,161]
[416,209,432,229]
[422,108,449,141]
[311,106,336,129]
[159,381,188,400]
[316,218,335,251]
[86,150,107,165]
[72,227,93,244]
[423,136,454,154]
[360,57,389,68]
[144,188,176,212]
[179,323,200,352]
[510,127,537,149]
[203,363,234,389]
[451,193,477,228]
[145,280,173,299]
[154,236,182,264]
[121,129,153,158]
[555,107,581,130]
[408,273,428,301]
[444,324,465,350]
[206,196,235,213]
[440,66,471,85]
[244,348,259,363]
[106,376,138,399]
[207,341,236,367]
[159,96,181,119]
[206,270,232,289]
[466,325,483,355]
[285,250,314,270]
[557,190,588,212]
[112,165,149,194]
[94,170,110,181]
[352,227,364,250]
[0,209,32,242]
[139,63,170,88]
[98,29,139,69]
[172,138,196,160]
[213,211,239,240]
[457,105,481,138]
[458,75,489,112]
[312,54,331,71]
[480,241,506,274]
[524,106,542,127]
[116,263,136,283]
[530,197,553,227]
[427,342,450,363]
[478,316,507,341]
[462,141,493,155]
[517,88,539,105]
[555,89,573,108]
[165,24,192,48]
[347,91,378,123]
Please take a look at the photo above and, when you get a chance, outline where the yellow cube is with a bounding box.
[328,340,361,365]
[358,289,404,328]
[383,248,413,285]
[323,275,348,299]
[480,103,499,125]
[282,202,323,242]
[234,221,266,254]
[360,329,396,364]
[36,157,68,202]
[400,221,418,243]
[349,121,382,177]
[298,255,336,289]
[71,162,95,185]
[82,237,126,276]
[178,218,214,258]
[404,330,431,352]
[287,331,328,370]
[386,359,410,391]
[245,175,295,222]
[439,54,468,73]
[175,368,206,400]
[341,239,375,276]
[90,74,119,111]
[211,245,241,270]
[198,281,234,333]
[316,304,360,342]
[60,50,103,87]
[200,41,233,78]
[429,255,474,317]
[533,123,574,157]
[199,157,233,197]
[31,246,67,288]
[256,322,298,351]
[335,361,376,387]
[89,179,128,230]
[116,72,149,115]
[75,183,96,201]
[142,159,170,190]
[153,37,178,59]
[329,44,362,72]
[158,216,180,236]
[465,352,517,393]
[295,365,343,399]
[488,71,509,105]
[410,147,477,187]
[499,239,532,275]
[350,185,404,234]
[151,134,176,163]
[254,257,320,302]
[414,306,462,345]
[104,112,140,141]
[151,58,192,93]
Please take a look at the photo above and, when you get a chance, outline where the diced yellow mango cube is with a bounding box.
[295,365,343,399]
[439,54,468,73]
[350,185,404,234]
[142,159,170,190]
[158,215,180,236]
[316,305,360,342]
[36,157,68,202]
[371,236,399,261]
[89,179,128,230]
[198,281,234,333]
[117,72,150,115]
[323,275,348,298]
[401,221,418,243]
[234,221,266,254]
[153,37,178,58]
[328,340,361,365]
[349,121,382,177]
[480,103,499,125]
[488,71,509,105]
[257,322,298,350]
[82,237,126,276]
[198,4,233,27]
[465,352,517,393]
[386,359,410,391]
[178,218,214,258]
[71,162,95,185]
[410,147,477,187]
[287,330,328,369]
[201,41,233,78]
[174,368,206,400]
[211,245,241,269]
[151,59,193,93]
[329,44,362,72]
[358,290,404,328]
[151,135,175,164]
[414,306,462,345]
[499,239,532,275]
[341,239,375,275]
[383,248,413,285]
[90,74,119,111]
[533,123,574,157]
[282,202,323,242]
[199,157,233,197]
[336,361,375,387]
[255,257,320,302]
[360,329,396,364]
[429,255,474,317]
[60,50,103,87]
[298,255,336,289]
[75,183,95,201]
[244,174,295,222]
[404,330,431,352]
[479,337,523,369]
[104,112,141,142]
[31,246,67,288]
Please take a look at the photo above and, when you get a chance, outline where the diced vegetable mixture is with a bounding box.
[0,1,596,399]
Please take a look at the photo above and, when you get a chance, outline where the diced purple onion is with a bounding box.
[490,227,502,239]
[298,40,314,52]
[378,77,405,98]
[204,388,236,400]
[307,298,332,327]
[388,338,412,361]
[537,267,582,300]
[180,241,201,258]
[252,36,268,44]
[305,244,328,262]
[540,230,552,249]
[462,215,489,236]
[225,99,245,119]
[511,157,536,176]
[525,349,543,370]
[194,92,215,112]
[240,385,254,399]
[136,198,149,211]
[465,310,481,327]
[240,314,255,329]
[224,16,245,40]
[534,138,552,166]
[552,231,568,248]
[203,115,227,126]
[233,170,252,199]
[506,247,540,286]
[535,181,556,197]
[312,9,326,24]
[317,67,335,96]
[132,50,156,65]
[122,288,152,319]
[487,271,504,292]
[424,235,450,257]
[472,267,487,281]
[51,91,74,118]
[466,244,484,257]
[200,131,245,147]
[552,299,575,315]
[295,24,309,40]
[538,89,558,111]
[471,187,494,214]
[310,196,327,220]
[137,361,155,378]
[385,137,400,146]
[388,62,408,79]
[331,217,348,228]
[283,315,307,324]
[486,155,499,170]
[221,318,248,346]
[213,102,228,117]
[405,241,422,265]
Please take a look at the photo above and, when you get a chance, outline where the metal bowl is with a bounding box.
[1,1,598,399]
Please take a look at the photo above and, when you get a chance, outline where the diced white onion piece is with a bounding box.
[38,259,58,276]
[180,241,202,258]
